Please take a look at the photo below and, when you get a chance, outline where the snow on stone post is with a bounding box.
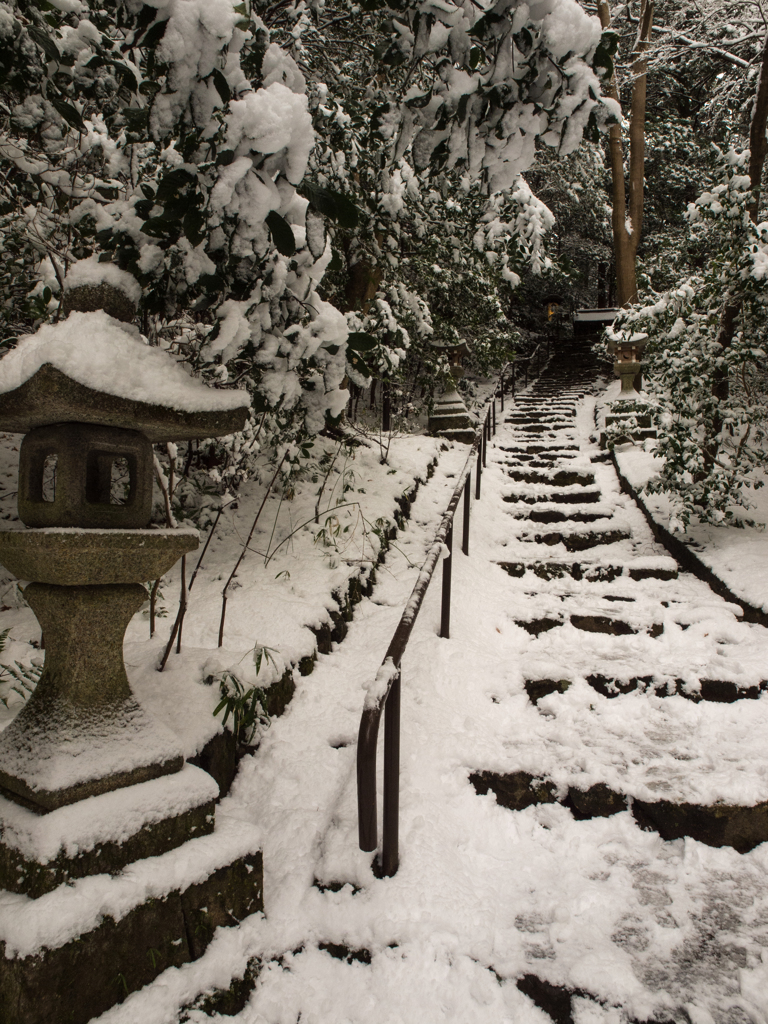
[0,262,261,1024]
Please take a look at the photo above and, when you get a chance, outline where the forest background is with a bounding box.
[1,0,768,531]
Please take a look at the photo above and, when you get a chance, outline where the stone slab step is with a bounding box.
[518,528,631,551]
[498,561,678,581]
[513,509,608,524]
[506,469,595,486]
[507,422,573,432]
[514,615,663,636]
[525,676,768,703]
[498,445,578,455]
[503,489,602,505]
[469,770,768,853]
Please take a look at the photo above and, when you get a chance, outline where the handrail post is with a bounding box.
[500,373,504,411]
[482,415,487,468]
[492,398,496,435]
[475,446,481,500]
[440,521,453,639]
[462,475,470,555]
[357,709,380,852]
[382,381,391,433]
[382,669,401,877]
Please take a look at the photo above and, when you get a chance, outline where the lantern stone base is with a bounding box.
[428,388,477,444]
[0,817,263,1024]
[0,763,218,897]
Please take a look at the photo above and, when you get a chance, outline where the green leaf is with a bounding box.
[469,12,502,40]
[49,95,86,133]
[139,19,167,49]
[122,107,150,133]
[27,26,60,63]
[183,208,206,247]
[266,210,296,257]
[111,61,139,91]
[348,355,372,378]
[405,89,433,110]
[299,182,360,229]
[346,332,378,352]
[211,68,231,105]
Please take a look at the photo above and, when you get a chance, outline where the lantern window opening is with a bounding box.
[41,453,57,503]
[86,451,137,508]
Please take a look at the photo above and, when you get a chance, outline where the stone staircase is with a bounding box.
[470,348,768,1018]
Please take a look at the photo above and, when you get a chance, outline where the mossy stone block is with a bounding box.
[0,850,263,1024]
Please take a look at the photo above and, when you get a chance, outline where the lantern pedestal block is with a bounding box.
[0,763,218,897]
[0,816,263,1024]
[428,388,477,444]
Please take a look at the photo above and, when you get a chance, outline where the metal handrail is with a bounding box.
[356,368,508,877]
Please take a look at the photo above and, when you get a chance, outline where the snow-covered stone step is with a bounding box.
[515,527,631,552]
[512,508,610,523]
[525,675,768,704]
[505,468,595,486]
[514,612,663,636]
[505,415,575,425]
[503,487,603,505]
[506,422,575,433]
[497,558,678,581]
[469,684,768,852]
[498,444,579,454]
[469,767,768,852]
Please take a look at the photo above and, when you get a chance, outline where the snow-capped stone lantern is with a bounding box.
[428,339,476,443]
[0,264,263,1024]
[0,261,248,814]
[0,263,248,813]
[613,331,648,394]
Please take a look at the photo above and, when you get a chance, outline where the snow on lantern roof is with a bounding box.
[0,311,249,442]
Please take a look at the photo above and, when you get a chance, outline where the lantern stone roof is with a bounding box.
[0,312,249,441]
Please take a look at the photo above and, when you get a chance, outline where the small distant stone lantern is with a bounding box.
[0,266,249,813]
[613,332,648,394]
[428,339,476,443]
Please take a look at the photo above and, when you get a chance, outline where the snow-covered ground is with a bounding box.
[3,372,768,1023]
[599,378,768,617]
[89,377,768,1024]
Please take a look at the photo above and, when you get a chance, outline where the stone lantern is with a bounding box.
[0,267,261,1024]
[613,331,648,394]
[428,339,476,443]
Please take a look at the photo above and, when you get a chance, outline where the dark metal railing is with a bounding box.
[356,371,507,877]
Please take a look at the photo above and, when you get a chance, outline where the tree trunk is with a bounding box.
[598,0,654,307]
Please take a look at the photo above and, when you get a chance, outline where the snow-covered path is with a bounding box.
[102,359,768,1024]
